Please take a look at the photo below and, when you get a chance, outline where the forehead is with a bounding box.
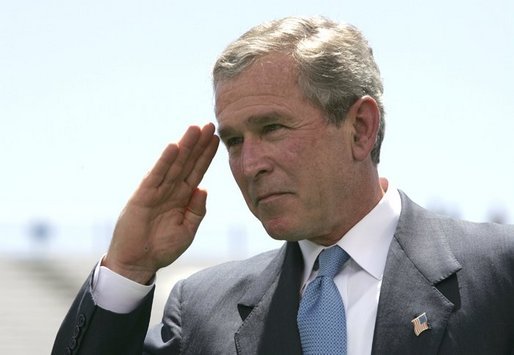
[214,53,305,120]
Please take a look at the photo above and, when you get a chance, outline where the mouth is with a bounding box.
[256,192,290,205]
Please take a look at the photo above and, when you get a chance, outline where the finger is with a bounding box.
[175,123,216,182]
[185,134,220,188]
[156,125,202,186]
[141,144,180,188]
[163,123,215,186]
[183,188,208,234]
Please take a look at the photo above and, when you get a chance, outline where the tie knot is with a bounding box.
[318,246,349,278]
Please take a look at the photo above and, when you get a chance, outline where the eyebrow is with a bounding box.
[218,113,285,140]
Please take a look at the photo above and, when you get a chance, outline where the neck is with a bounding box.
[311,171,385,246]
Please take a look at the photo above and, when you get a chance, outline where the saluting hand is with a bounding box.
[103,123,220,284]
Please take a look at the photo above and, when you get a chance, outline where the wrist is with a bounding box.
[102,255,156,285]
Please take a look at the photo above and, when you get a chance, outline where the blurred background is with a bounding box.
[1,0,513,353]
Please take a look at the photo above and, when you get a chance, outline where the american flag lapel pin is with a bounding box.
[411,312,430,336]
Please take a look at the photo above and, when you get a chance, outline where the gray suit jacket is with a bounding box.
[53,192,514,354]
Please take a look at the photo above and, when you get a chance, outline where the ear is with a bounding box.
[348,96,380,162]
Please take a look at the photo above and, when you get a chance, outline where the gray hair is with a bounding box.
[213,16,385,165]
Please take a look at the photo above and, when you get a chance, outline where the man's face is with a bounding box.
[215,54,361,245]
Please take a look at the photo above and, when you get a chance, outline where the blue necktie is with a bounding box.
[297,246,350,354]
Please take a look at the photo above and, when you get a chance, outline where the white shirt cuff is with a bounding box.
[91,257,154,314]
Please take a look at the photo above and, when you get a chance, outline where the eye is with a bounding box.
[262,123,284,134]
[225,136,243,148]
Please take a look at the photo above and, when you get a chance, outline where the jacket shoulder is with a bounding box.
[185,247,282,286]
[398,190,514,260]
[147,246,286,354]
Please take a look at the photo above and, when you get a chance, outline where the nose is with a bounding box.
[239,138,271,179]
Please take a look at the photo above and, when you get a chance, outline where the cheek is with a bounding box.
[280,138,324,178]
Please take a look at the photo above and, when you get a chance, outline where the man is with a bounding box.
[53,16,514,354]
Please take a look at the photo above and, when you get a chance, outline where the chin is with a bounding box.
[262,219,305,242]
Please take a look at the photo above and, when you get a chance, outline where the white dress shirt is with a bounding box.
[93,183,401,354]
[298,184,401,355]
[92,261,153,314]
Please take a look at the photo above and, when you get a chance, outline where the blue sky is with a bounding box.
[1,0,513,257]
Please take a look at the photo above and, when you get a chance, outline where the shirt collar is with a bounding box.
[298,180,401,285]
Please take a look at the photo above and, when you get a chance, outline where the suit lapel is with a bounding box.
[235,242,303,355]
[234,192,462,354]
[372,192,462,354]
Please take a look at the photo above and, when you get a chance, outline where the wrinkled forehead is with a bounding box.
[214,53,301,119]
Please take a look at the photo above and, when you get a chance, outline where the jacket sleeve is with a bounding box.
[142,280,185,354]
[51,269,154,355]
